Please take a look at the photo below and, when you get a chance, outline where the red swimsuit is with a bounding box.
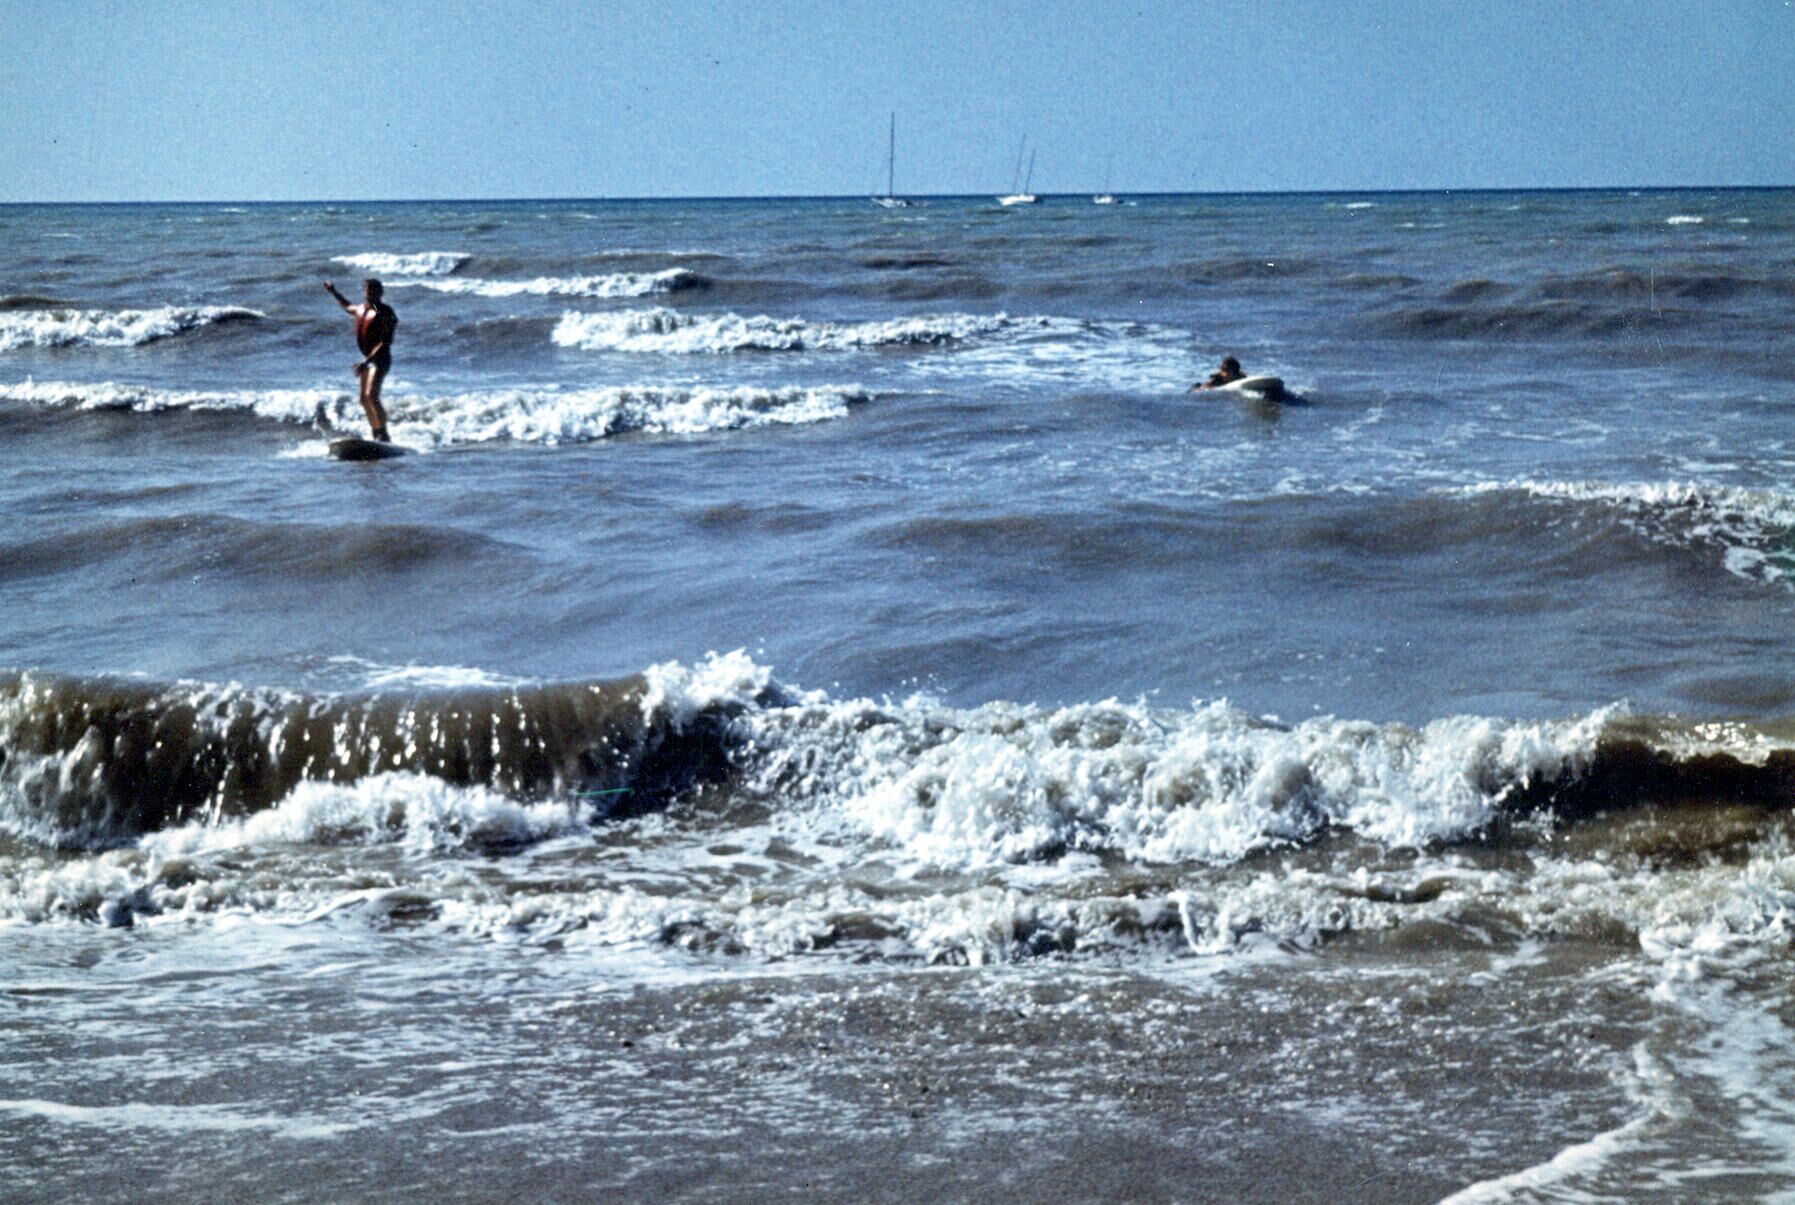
[356,304,397,368]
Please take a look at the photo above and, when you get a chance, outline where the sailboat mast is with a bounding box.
[888,112,896,198]
[1010,134,1028,193]
[1023,149,1036,194]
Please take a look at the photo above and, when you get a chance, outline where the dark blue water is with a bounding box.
[5,191,1795,1201]
[4,191,1794,718]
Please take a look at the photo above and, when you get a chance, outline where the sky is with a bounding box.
[2,0,1792,202]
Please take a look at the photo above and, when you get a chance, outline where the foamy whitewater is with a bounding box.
[0,305,260,351]
[4,190,1795,1201]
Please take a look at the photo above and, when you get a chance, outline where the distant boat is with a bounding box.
[998,138,1038,206]
[871,113,914,209]
[1093,155,1117,205]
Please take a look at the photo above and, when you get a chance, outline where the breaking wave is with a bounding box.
[11,652,1795,860]
[552,307,1032,353]
[1,379,868,445]
[0,379,333,422]
[9,653,1795,966]
[388,268,707,299]
[0,662,751,849]
[0,306,263,352]
[735,689,1615,868]
[1454,479,1795,587]
[330,251,469,277]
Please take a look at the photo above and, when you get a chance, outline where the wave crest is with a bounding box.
[552,307,1021,353]
[736,693,1617,868]
[2,380,867,445]
[389,268,706,298]
[1454,479,1795,587]
[0,667,753,849]
[330,251,469,276]
[12,656,1795,965]
[0,307,262,352]
[13,654,1795,869]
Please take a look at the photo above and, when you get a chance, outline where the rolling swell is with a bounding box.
[0,670,749,848]
[0,294,70,310]
[1535,266,1795,304]
[1367,264,1795,343]
[1371,299,1651,340]
[0,514,525,583]
[1451,480,1795,588]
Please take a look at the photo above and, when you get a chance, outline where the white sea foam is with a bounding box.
[550,307,1196,393]
[641,648,783,729]
[379,384,865,445]
[0,379,868,445]
[773,697,1613,867]
[1438,1045,1685,1203]
[1665,215,1705,226]
[12,658,1795,989]
[0,379,335,422]
[14,653,1795,975]
[0,781,578,928]
[635,653,1615,870]
[140,773,582,858]
[388,268,701,298]
[330,251,469,276]
[0,1098,353,1140]
[322,657,533,691]
[552,307,1022,353]
[0,306,262,352]
[1431,837,1795,1198]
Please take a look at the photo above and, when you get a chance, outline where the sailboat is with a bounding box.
[871,113,914,209]
[998,137,1038,206]
[1093,155,1117,205]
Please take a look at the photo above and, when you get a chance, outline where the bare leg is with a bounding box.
[358,362,391,440]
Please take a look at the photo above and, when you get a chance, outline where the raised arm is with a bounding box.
[322,281,355,313]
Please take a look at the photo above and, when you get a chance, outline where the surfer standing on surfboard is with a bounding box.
[322,278,397,441]
[1190,356,1245,391]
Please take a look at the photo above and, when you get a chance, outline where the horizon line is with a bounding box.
[2,183,1791,207]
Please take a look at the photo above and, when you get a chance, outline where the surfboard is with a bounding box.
[1216,375,1285,398]
[328,437,406,461]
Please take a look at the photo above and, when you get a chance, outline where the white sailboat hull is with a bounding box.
[872,113,913,208]
[997,194,1038,206]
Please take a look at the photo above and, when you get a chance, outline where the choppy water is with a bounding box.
[5,190,1795,1200]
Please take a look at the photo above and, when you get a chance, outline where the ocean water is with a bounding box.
[4,190,1795,1200]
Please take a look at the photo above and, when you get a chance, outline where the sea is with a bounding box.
[3,189,1795,1202]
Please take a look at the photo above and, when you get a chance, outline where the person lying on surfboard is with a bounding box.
[1190,355,1245,391]
[322,278,397,442]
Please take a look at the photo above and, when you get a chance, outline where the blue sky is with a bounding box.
[3,0,1791,201]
